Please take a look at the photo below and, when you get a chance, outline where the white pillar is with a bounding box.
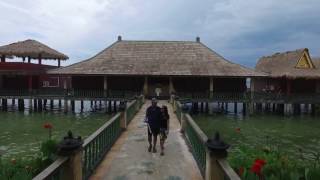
[169,77,175,94]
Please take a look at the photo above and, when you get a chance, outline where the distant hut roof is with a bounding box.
[256,48,320,79]
[49,39,264,77]
[0,39,68,60]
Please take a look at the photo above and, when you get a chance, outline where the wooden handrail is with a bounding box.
[218,159,241,180]
[32,157,68,180]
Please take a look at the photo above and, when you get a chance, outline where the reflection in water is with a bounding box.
[0,99,113,160]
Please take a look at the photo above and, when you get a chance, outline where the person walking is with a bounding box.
[145,98,162,153]
[160,105,170,156]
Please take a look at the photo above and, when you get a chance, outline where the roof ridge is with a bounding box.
[120,40,197,43]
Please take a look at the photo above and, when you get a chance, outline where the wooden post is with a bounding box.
[63,78,68,113]
[61,149,83,180]
[143,76,148,97]
[169,77,175,94]
[50,100,54,110]
[1,55,5,63]
[80,100,84,112]
[71,100,75,112]
[58,59,61,67]
[120,105,127,129]
[234,102,237,114]
[209,77,213,98]
[38,54,42,65]
[22,57,26,63]
[28,56,31,63]
[103,76,108,97]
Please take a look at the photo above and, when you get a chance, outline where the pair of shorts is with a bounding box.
[160,128,167,140]
[148,127,160,136]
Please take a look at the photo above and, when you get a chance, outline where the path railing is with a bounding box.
[33,95,145,180]
[126,95,144,125]
[174,99,240,180]
[82,113,122,179]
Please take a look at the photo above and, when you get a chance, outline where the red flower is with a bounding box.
[238,166,244,177]
[254,158,266,166]
[250,163,262,175]
[43,123,53,129]
[250,158,267,176]
[235,127,241,133]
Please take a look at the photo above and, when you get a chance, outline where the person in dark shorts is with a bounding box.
[160,105,170,156]
[145,98,162,153]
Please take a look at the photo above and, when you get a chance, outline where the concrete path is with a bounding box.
[90,100,203,180]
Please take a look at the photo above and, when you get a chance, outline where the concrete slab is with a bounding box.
[90,101,203,180]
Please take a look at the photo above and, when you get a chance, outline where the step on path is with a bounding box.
[90,100,203,180]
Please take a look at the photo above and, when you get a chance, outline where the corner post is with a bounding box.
[62,150,83,180]
[205,133,231,180]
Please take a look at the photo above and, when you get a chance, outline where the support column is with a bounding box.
[50,100,54,110]
[234,102,237,114]
[38,54,42,65]
[169,77,175,94]
[58,59,61,67]
[71,100,75,112]
[28,56,31,63]
[103,76,108,97]
[143,76,148,97]
[1,55,5,63]
[63,78,68,113]
[80,100,84,112]
[209,77,214,98]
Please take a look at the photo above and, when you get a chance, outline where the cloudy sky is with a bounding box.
[0,0,319,67]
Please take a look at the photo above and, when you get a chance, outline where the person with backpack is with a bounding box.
[159,105,170,156]
[145,98,162,153]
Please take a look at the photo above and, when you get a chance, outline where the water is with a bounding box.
[0,99,112,160]
[193,114,320,160]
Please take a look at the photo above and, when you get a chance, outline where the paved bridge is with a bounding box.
[33,97,240,180]
[90,101,202,180]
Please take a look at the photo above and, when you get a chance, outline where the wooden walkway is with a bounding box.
[90,101,203,180]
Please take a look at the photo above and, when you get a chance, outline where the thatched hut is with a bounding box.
[255,48,320,95]
[0,39,69,90]
[49,36,264,99]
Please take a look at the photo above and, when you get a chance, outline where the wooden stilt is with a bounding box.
[108,100,112,114]
[71,100,75,112]
[50,100,54,110]
[234,102,237,114]
[80,100,84,112]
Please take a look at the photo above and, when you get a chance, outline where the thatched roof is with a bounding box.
[256,48,320,79]
[49,39,264,77]
[0,39,68,60]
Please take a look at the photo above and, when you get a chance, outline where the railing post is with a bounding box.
[119,101,127,129]
[205,132,230,180]
[61,150,83,180]
[58,131,83,180]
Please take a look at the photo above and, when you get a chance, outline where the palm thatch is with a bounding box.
[0,39,68,60]
[49,39,264,77]
[256,48,320,79]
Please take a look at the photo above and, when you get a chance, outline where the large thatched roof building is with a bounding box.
[256,48,320,79]
[49,37,264,98]
[50,37,262,77]
[254,48,320,95]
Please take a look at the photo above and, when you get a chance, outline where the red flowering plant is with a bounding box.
[43,122,53,139]
[250,158,266,179]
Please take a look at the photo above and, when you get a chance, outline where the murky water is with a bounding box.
[0,99,112,160]
[194,114,320,160]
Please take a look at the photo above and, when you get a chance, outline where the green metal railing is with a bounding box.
[82,113,122,179]
[184,114,207,177]
[126,95,144,125]
[175,101,182,124]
